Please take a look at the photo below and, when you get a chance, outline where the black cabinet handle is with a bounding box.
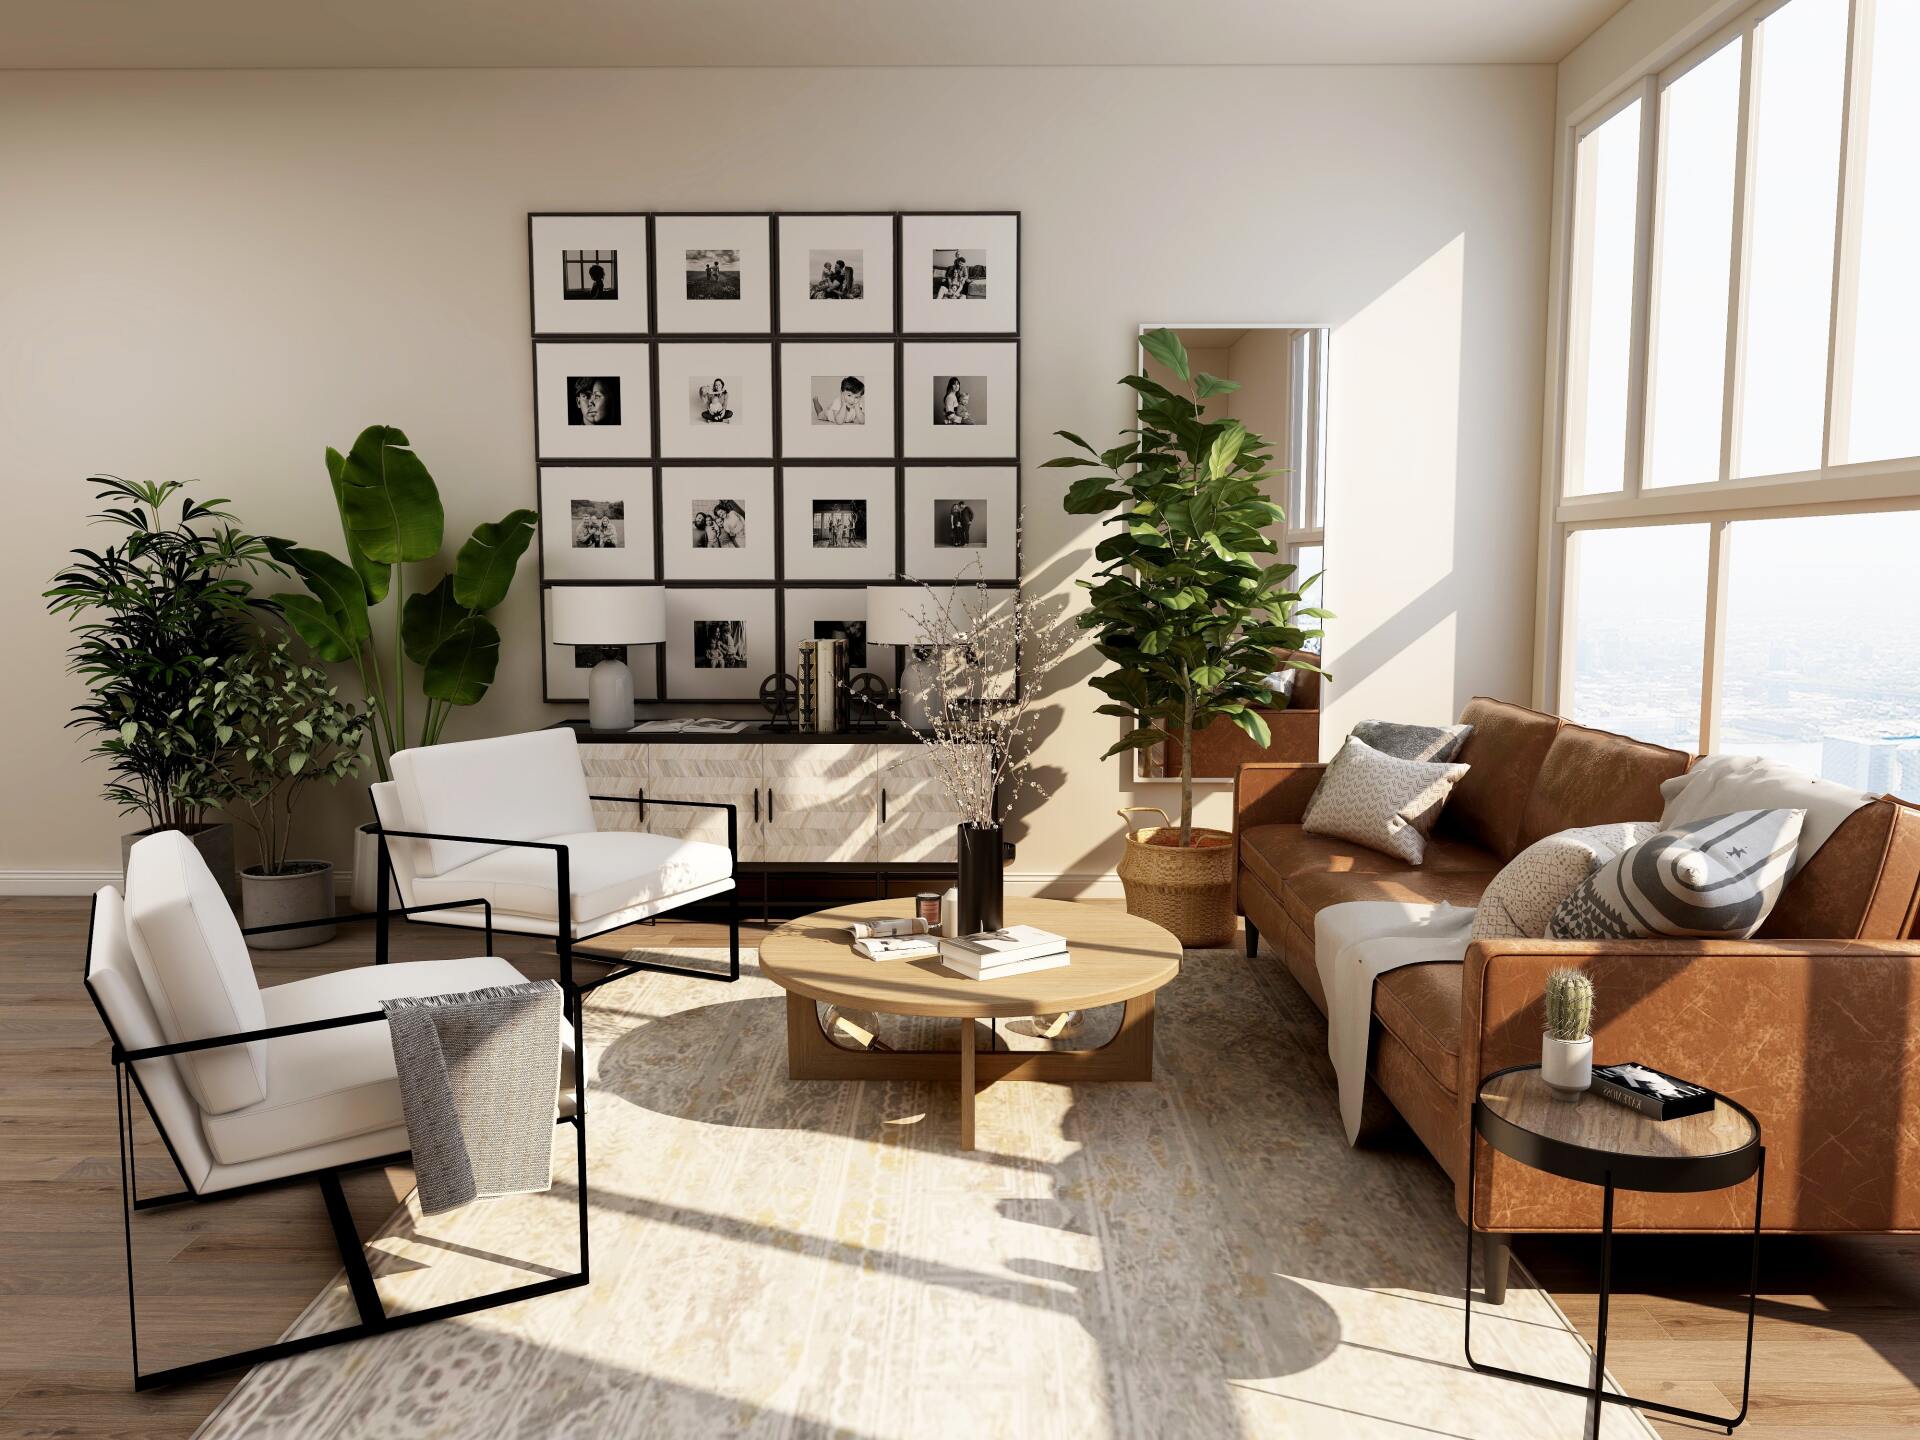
[753,789,760,823]
[880,787,888,824]
[768,786,776,821]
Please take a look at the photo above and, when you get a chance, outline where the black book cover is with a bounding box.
[1591,1062,1714,1121]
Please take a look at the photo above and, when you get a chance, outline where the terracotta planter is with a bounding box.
[1114,807,1236,948]
[242,861,336,950]
[122,822,237,909]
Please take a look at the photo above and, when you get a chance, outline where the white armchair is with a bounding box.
[86,829,589,1390]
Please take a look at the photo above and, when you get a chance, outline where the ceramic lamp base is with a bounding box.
[587,657,635,732]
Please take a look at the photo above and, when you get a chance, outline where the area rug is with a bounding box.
[197,946,1653,1438]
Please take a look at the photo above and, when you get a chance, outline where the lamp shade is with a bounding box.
[548,584,665,646]
[864,585,994,646]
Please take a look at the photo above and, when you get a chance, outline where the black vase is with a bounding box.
[955,823,1004,936]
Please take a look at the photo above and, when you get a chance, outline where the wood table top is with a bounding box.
[1479,1068,1757,1162]
[758,898,1181,1019]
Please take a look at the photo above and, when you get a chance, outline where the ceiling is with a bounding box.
[0,0,1630,70]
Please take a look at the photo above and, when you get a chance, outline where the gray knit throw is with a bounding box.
[382,981,564,1216]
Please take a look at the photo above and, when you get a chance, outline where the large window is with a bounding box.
[1551,0,1920,784]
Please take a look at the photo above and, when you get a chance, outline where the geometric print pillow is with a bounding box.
[1471,821,1657,941]
[1302,736,1470,866]
[1544,808,1806,941]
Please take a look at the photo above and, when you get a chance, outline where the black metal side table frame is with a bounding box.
[1463,1064,1765,1438]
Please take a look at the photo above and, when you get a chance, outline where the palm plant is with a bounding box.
[44,477,281,830]
[1055,328,1328,845]
[270,425,536,780]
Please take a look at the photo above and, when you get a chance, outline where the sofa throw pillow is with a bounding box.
[1659,753,1871,877]
[1471,821,1657,940]
[1545,808,1806,941]
[1302,736,1470,865]
[1351,718,1473,764]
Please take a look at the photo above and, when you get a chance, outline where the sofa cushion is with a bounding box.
[411,829,734,925]
[1239,823,1496,898]
[1284,868,1494,935]
[1372,962,1464,1095]
[1303,737,1469,864]
[1435,698,1563,860]
[1760,797,1920,940]
[1517,722,1692,852]
[391,730,596,878]
[122,830,269,1115]
[1547,809,1803,941]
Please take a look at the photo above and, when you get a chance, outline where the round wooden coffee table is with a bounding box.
[759,898,1181,1149]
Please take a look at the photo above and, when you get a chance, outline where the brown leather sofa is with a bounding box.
[1234,696,1920,1293]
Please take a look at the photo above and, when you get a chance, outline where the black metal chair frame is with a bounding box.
[92,794,736,1391]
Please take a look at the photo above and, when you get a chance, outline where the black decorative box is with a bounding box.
[1591,1062,1714,1121]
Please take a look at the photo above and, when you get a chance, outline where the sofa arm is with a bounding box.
[1458,936,1920,1233]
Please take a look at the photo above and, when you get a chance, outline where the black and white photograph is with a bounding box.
[903,342,1016,458]
[812,618,867,668]
[570,498,625,548]
[540,466,654,580]
[654,216,770,331]
[902,214,1019,333]
[657,343,773,456]
[933,375,986,426]
[809,250,863,299]
[693,619,747,668]
[563,250,618,300]
[812,498,867,549]
[535,342,652,459]
[685,248,741,302]
[782,468,895,580]
[661,467,773,580]
[665,587,775,699]
[779,341,893,457]
[778,215,895,332]
[692,496,747,549]
[905,466,1016,578]
[568,375,622,427]
[531,215,651,333]
[933,497,987,549]
[691,375,739,425]
[931,248,985,300]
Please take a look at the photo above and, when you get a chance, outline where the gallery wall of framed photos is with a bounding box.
[529,210,1021,703]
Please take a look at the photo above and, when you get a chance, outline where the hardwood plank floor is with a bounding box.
[3,894,1916,1437]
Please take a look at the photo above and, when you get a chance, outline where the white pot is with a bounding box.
[350,821,403,914]
[1541,1035,1593,1099]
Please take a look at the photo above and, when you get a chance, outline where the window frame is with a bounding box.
[1540,0,1920,753]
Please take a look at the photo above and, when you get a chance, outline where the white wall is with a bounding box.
[0,64,1554,892]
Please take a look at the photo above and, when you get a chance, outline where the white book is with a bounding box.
[852,935,939,962]
[941,951,1071,981]
[938,925,1068,965]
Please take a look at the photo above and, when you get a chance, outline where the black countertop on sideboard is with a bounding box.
[553,719,928,745]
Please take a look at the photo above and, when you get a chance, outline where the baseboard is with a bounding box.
[1003,871,1123,900]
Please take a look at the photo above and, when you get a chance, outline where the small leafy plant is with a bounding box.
[204,638,370,875]
[1544,968,1595,1042]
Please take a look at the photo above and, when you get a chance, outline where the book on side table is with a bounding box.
[1591,1062,1714,1120]
[939,925,1070,981]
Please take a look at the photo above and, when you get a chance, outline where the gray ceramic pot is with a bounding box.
[241,862,336,949]
[122,822,238,909]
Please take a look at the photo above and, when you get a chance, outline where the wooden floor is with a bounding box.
[3,894,1916,1438]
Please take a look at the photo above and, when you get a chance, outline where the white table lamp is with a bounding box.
[549,585,665,732]
[865,586,979,731]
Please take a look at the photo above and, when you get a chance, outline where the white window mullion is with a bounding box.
[1719,26,1759,485]
[1698,518,1732,753]
[1623,76,1661,500]
[1824,0,1873,469]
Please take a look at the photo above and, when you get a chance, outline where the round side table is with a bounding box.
[1464,1064,1764,1438]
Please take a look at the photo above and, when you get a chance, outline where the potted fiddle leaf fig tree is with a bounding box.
[1054,327,1326,947]
[269,424,537,909]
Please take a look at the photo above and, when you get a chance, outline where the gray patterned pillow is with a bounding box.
[1472,822,1657,941]
[1302,736,1470,865]
[1351,718,1473,763]
[1545,809,1804,941]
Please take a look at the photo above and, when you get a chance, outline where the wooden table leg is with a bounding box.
[959,1015,976,1150]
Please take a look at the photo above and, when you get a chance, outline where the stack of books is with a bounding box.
[939,925,1069,980]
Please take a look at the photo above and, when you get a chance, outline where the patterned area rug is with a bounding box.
[198,947,1652,1438]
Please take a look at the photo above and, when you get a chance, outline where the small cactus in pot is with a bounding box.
[1541,968,1595,1099]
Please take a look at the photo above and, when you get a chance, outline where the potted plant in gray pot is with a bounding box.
[44,476,284,906]
[206,637,370,948]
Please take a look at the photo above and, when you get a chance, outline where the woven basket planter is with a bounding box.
[1114,808,1237,949]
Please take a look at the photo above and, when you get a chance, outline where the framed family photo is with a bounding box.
[660,467,775,581]
[529,214,652,335]
[779,466,897,581]
[777,214,896,334]
[904,465,1017,579]
[535,342,653,460]
[655,342,774,458]
[900,342,1018,459]
[542,590,661,703]
[653,214,772,333]
[664,586,777,700]
[900,214,1018,334]
[781,587,895,678]
[538,466,657,581]
[778,342,896,459]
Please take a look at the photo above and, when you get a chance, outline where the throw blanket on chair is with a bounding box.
[383,980,564,1215]
[1315,903,1476,1145]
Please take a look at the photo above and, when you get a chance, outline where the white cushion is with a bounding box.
[1660,754,1871,876]
[201,957,583,1167]
[122,830,269,1114]
[1303,736,1470,865]
[411,830,734,925]
[391,730,596,878]
[1471,822,1657,940]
